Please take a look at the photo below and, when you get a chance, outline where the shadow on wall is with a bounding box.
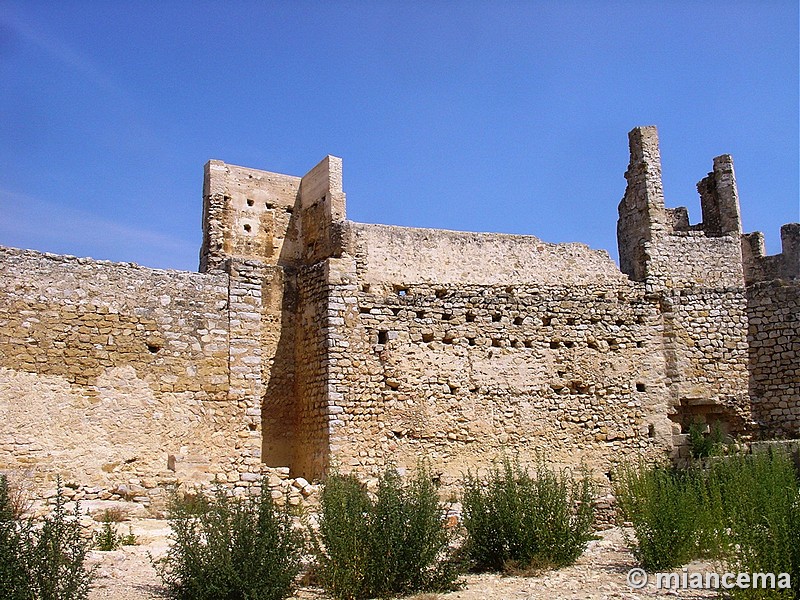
[261,185,330,479]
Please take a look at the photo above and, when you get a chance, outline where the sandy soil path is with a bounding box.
[86,521,719,600]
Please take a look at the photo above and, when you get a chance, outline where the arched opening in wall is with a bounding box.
[669,399,745,464]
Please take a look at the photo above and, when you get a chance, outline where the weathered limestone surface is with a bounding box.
[0,126,797,501]
[349,223,627,287]
[326,278,671,479]
[747,280,800,436]
[0,249,250,494]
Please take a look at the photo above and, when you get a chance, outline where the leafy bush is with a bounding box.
[0,475,94,600]
[0,474,30,600]
[154,482,303,600]
[93,508,136,551]
[616,449,800,598]
[614,461,703,570]
[93,521,121,552]
[688,420,725,459]
[314,468,459,600]
[710,450,799,600]
[461,457,594,573]
[93,507,126,523]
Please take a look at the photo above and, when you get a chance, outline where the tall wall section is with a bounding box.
[0,248,260,496]
[743,225,800,437]
[618,126,799,446]
[200,156,348,480]
[319,223,674,480]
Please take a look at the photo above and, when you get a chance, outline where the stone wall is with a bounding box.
[0,247,237,491]
[200,160,301,273]
[742,224,800,285]
[660,289,751,441]
[325,272,672,481]
[296,220,687,482]
[747,280,800,437]
[349,223,627,288]
[0,246,322,504]
[0,125,797,502]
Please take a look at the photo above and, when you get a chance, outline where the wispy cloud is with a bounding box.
[0,188,198,271]
[0,7,121,94]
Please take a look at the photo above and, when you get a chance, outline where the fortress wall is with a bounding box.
[348,223,628,287]
[0,247,260,494]
[260,267,298,471]
[659,288,752,444]
[644,232,745,290]
[743,224,800,284]
[286,262,333,480]
[0,127,795,501]
[747,280,800,437]
[201,161,302,272]
[325,269,673,480]
[640,231,752,449]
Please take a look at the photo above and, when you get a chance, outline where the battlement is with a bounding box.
[743,223,800,283]
[617,125,797,291]
[200,155,346,273]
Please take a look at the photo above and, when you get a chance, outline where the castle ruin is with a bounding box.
[0,126,797,500]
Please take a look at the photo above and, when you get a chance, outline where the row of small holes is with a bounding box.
[245,198,280,210]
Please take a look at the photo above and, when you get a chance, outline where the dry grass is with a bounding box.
[2,469,35,518]
[94,506,128,523]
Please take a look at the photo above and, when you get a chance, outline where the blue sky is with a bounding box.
[1,1,797,272]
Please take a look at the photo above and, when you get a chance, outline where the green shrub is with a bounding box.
[0,474,30,600]
[120,526,136,547]
[25,483,94,600]
[314,467,459,600]
[710,450,799,600]
[92,509,136,551]
[688,420,725,459]
[461,457,594,573]
[93,521,121,552]
[616,449,800,598]
[154,482,304,600]
[614,461,703,570]
[0,475,94,600]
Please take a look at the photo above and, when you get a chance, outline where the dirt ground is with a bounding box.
[85,515,720,600]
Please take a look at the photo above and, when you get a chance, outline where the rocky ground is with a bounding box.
[83,508,720,600]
